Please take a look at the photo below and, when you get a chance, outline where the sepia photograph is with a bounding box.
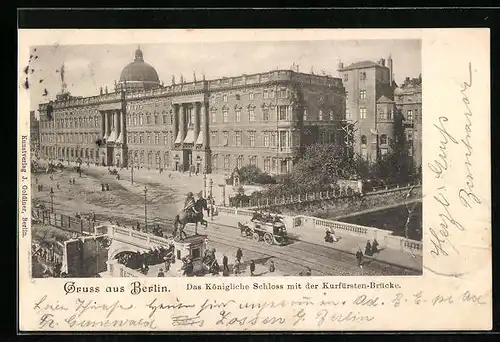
[18,27,491,332]
[29,39,423,279]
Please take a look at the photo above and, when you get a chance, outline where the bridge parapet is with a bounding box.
[106,225,173,249]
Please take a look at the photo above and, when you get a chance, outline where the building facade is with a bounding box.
[338,56,397,163]
[394,76,422,167]
[30,110,40,159]
[38,47,345,175]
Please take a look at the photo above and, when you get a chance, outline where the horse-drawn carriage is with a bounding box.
[238,217,288,246]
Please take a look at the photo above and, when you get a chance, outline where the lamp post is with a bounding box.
[130,162,134,184]
[143,186,148,233]
[209,178,214,220]
[203,173,207,198]
[50,188,55,213]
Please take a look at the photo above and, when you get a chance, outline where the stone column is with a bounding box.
[201,102,209,149]
[114,110,119,134]
[121,110,126,142]
[101,112,105,138]
[194,102,200,142]
[173,104,179,142]
[179,104,186,142]
[104,112,109,138]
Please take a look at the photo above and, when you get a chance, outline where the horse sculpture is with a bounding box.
[172,197,209,240]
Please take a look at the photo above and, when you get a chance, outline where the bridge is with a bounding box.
[96,224,174,260]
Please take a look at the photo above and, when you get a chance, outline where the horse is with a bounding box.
[172,198,209,239]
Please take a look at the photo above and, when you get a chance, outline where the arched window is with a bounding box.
[361,135,367,145]
[380,134,388,145]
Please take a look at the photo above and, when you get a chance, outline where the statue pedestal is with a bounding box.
[173,234,208,273]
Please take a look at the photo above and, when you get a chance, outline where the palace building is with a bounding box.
[38,47,346,175]
[338,56,422,167]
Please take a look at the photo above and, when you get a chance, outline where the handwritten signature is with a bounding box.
[458,62,481,208]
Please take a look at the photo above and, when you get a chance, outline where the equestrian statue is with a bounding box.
[172,191,208,240]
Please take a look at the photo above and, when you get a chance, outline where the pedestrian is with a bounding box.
[164,258,171,272]
[365,240,373,256]
[105,183,110,191]
[101,183,105,192]
[233,258,240,275]
[250,260,255,276]
[222,254,229,273]
[56,183,60,190]
[356,247,364,269]
[157,268,165,277]
[269,259,275,273]
[236,248,243,263]
[136,221,141,231]
[35,177,39,185]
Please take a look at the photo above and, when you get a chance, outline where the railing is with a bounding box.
[107,225,173,249]
[310,217,369,235]
[231,183,421,209]
[33,208,96,235]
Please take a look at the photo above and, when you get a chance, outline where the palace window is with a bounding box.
[236,155,243,169]
[263,90,269,99]
[249,132,255,147]
[211,110,216,123]
[329,110,334,121]
[163,114,168,124]
[344,73,348,82]
[264,132,270,147]
[235,108,241,122]
[223,109,228,123]
[224,155,230,170]
[249,93,254,101]
[147,134,151,145]
[279,131,287,150]
[319,110,323,121]
[155,133,159,145]
[271,158,277,172]
[407,110,413,121]
[380,134,388,145]
[139,115,143,125]
[360,71,367,80]
[279,89,287,98]
[360,90,367,99]
[263,108,270,121]
[146,115,151,125]
[223,131,229,146]
[360,107,367,119]
[270,90,275,98]
[164,133,168,145]
[303,108,308,121]
[279,106,287,121]
[249,156,257,166]
[154,114,159,125]
[264,157,271,172]
[223,94,228,103]
[235,131,242,146]
[379,109,387,120]
[248,108,255,122]
[139,134,143,144]
[271,132,277,147]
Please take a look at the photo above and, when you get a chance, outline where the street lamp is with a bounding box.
[143,186,148,233]
[49,188,54,213]
[130,162,134,184]
[203,173,207,198]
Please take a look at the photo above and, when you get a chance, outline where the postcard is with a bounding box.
[18,28,491,331]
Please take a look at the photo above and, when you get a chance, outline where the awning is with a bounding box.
[195,132,204,145]
[183,130,195,144]
[174,131,182,144]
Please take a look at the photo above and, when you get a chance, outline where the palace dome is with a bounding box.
[117,48,161,91]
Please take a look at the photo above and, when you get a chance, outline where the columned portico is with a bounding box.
[98,102,127,167]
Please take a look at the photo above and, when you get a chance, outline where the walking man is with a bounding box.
[250,260,256,276]
[356,247,364,269]
[236,248,243,263]
[222,254,229,273]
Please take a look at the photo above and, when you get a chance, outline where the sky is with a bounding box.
[26,39,421,112]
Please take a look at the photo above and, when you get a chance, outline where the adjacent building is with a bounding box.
[30,110,40,158]
[38,47,345,175]
[394,75,422,167]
